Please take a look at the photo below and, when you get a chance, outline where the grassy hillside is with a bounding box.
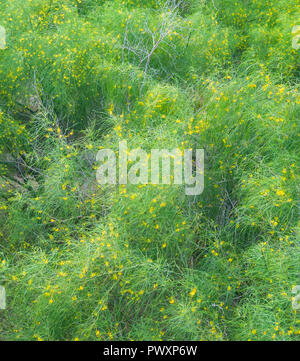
[0,0,299,340]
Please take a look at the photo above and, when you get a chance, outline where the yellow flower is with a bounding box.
[189,288,197,297]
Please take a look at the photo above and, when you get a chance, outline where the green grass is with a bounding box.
[0,0,299,340]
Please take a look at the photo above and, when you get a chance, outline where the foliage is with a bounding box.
[0,0,299,340]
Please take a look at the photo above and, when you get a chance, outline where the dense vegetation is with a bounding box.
[0,0,299,341]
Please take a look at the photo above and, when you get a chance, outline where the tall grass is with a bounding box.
[0,0,299,340]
